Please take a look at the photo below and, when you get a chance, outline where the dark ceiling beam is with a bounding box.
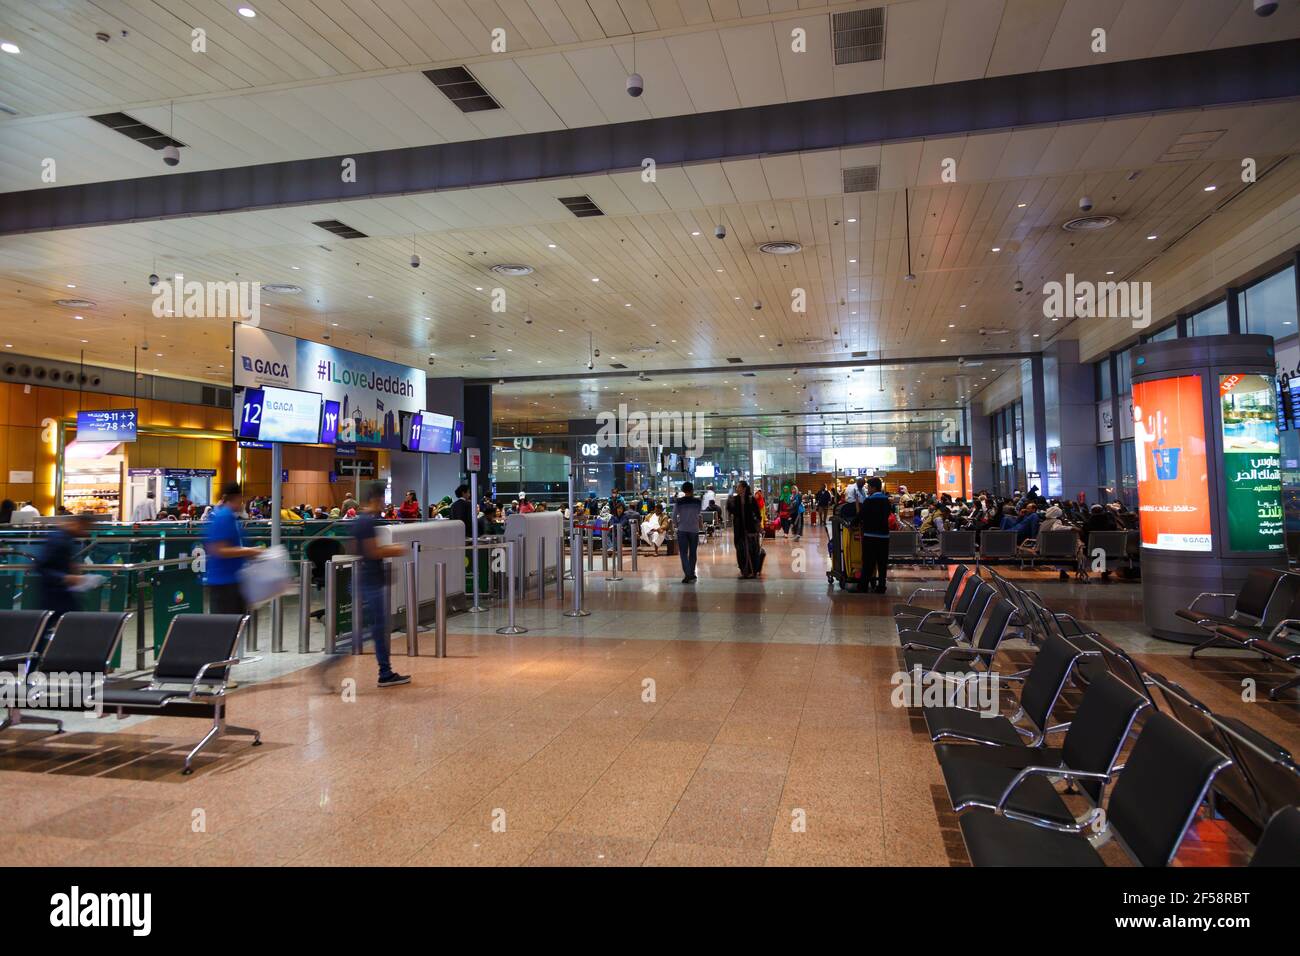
[4,38,1298,236]
[466,350,1034,386]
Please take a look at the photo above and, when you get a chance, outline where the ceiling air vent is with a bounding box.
[262,284,302,294]
[89,112,186,151]
[851,351,869,358]
[832,7,885,65]
[726,357,744,364]
[609,363,628,369]
[741,372,757,377]
[490,264,534,276]
[1062,215,1118,232]
[558,195,604,218]
[842,165,879,194]
[55,299,96,309]
[423,67,500,113]
[759,241,802,255]
[312,219,368,240]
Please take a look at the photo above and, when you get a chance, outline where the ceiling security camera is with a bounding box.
[427,355,436,366]
[410,253,421,268]
[1079,196,1094,213]
[1013,279,1024,293]
[148,273,159,287]
[593,348,600,357]
[752,301,762,311]
[586,360,594,371]
[523,313,533,325]
[714,224,726,240]
[162,144,180,167]
[1254,0,1278,15]
[626,73,644,97]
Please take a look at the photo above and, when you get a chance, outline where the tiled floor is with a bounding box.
[1,530,1294,866]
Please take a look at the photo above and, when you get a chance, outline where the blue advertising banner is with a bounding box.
[76,408,137,443]
[233,326,424,449]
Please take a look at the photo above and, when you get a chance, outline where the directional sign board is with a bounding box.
[76,408,138,443]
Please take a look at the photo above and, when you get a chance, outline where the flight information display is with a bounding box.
[237,386,323,444]
[405,411,462,453]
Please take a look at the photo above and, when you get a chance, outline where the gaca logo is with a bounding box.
[241,356,290,379]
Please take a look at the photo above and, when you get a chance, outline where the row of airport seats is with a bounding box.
[883,529,1135,573]
[892,564,1300,866]
[0,610,260,773]
[1176,566,1300,700]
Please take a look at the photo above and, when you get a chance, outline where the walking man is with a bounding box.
[675,481,702,583]
[350,482,411,687]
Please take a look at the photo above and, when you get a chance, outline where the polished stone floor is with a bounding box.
[0,530,1293,866]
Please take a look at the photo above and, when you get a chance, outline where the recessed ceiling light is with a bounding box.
[3,345,10,349]
[475,286,483,291]
[591,277,599,282]
[960,304,966,308]
[1146,234,1158,240]
[948,323,955,328]
[847,218,857,223]
[291,265,299,270]
[366,295,373,299]
[66,283,76,288]
[849,258,857,264]
[1105,270,1115,275]
[0,41,20,55]
[1032,333,1040,337]
[74,315,84,321]
[80,339,88,344]
[1203,185,1217,192]
[547,243,556,249]
[1016,202,1027,208]
[991,247,1001,252]
[423,316,431,321]
[940,338,947,343]
[691,231,700,236]
[238,6,257,17]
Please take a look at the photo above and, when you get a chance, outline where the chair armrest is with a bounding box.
[904,586,946,606]
[925,644,995,672]
[1188,592,1235,614]
[189,655,262,698]
[1267,618,1300,641]
[914,609,960,628]
[995,765,1111,828]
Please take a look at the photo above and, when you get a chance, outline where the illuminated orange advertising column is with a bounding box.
[935,445,971,499]
[1132,374,1212,552]
[1131,334,1283,643]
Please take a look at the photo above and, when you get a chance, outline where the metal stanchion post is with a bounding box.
[556,533,564,602]
[563,527,589,617]
[586,527,594,572]
[405,551,418,657]
[434,560,447,658]
[630,519,639,572]
[351,560,363,655]
[608,525,624,582]
[324,560,337,654]
[495,541,528,634]
[469,472,485,612]
[537,536,546,602]
[297,559,311,653]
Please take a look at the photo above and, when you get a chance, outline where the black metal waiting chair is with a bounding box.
[935,672,1148,825]
[1250,807,1300,866]
[978,530,1018,565]
[1085,530,1130,577]
[1176,567,1291,652]
[895,573,986,634]
[96,613,261,774]
[923,634,1090,748]
[0,609,53,732]
[894,564,969,621]
[957,712,1231,866]
[938,532,976,567]
[12,612,132,735]
[889,531,922,566]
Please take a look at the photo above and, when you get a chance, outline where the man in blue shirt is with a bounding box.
[350,482,410,688]
[36,511,93,619]
[204,483,261,615]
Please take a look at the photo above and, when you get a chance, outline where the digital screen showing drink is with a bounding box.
[1219,373,1283,552]
[1132,374,1212,552]
[405,410,457,453]
[237,386,324,445]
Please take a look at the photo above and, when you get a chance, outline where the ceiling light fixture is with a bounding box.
[0,41,19,54]
[238,6,257,17]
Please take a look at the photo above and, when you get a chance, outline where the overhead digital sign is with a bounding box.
[1133,374,1212,552]
[1219,373,1284,552]
[404,410,460,453]
[76,408,138,444]
[237,386,323,445]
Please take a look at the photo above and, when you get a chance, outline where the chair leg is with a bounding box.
[223,724,262,746]
[182,720,223,775]
[1267,673,1300,700]
[16,712,63,733]
[1189,633,1232,659]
